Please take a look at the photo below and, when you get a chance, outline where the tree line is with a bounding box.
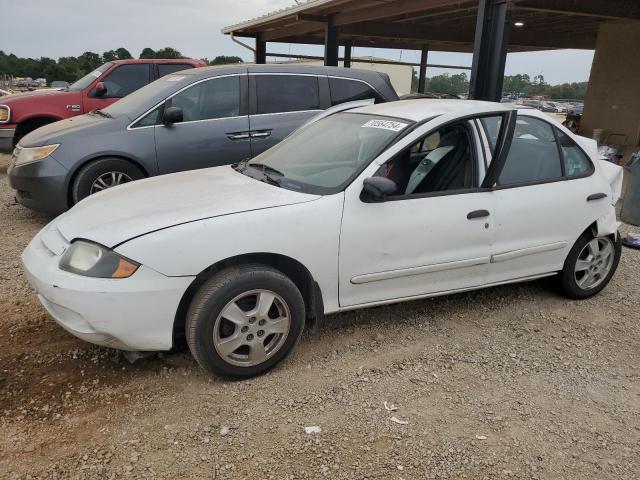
[0,48,243,83]
[412,71,588,100]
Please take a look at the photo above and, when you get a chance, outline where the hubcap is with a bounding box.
[574,237,615,290]
[213,289,291,367]
[90,171,133,194]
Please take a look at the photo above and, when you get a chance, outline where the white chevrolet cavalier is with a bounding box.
[23,100,623,378]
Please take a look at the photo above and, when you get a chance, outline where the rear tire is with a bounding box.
[558,230,621,299]
[186,265,305,378]
[71,158,144,205]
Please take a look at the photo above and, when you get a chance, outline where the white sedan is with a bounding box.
[23,100,623,378]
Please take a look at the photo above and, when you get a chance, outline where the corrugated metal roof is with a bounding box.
[222,0,338,34]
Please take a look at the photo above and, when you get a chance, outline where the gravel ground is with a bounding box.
[1,152,639,479]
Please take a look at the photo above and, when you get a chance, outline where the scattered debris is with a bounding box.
[304,426,322,434]
[476,435,488,440]
[220,426,230,436]
[390,416,408,425]
[384,401,398,412]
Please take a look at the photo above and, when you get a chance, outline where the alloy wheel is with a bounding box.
[213,289,291,367]
[90,171,133,194]
[574,237,615,290]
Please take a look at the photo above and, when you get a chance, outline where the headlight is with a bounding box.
[0,105,9,122]
[15,144,60,166]
[16,143,60,165]
[59,240,139,278]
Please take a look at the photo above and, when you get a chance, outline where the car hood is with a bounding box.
[1,88,79,102]
[55,166,320,248]
[21,113,121,147]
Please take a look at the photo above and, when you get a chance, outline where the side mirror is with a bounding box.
[362,176,397,202]
[163,106,183,125]
[94,82,107,97]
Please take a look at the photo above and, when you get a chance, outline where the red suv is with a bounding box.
[0,59,206,153]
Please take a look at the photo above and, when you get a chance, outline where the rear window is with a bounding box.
[255,75,320,114]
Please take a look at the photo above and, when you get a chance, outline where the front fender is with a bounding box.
[114,195,345,313]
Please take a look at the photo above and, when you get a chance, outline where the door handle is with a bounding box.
[250,130,272,139]
[467,209,490,220]
[587,193,607,201]
[226,132,250,141]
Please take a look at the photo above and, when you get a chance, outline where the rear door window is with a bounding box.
[101,64,151,98]
[498,116,563,185]
[555,128,593,177]
[158,64,194,77]
[255,75,320,114]
[329,78,380,105]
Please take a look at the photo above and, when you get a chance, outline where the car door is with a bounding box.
[154,74,251,174]
[338,111,512,308]
[483,114,607,283]
[248,73,326,156]
[83,63,152,112]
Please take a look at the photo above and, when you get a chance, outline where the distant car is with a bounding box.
[568,103,584,116]
[0,58,206,153]
[9,65,398,213]
[540,101,558,112]
[22,100,623,378]
[0,88,12,97]
[49,81,70,90]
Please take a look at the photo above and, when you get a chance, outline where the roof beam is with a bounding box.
[515,0,640,20]
[340,21,596,49]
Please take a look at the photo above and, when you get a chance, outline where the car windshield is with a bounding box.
[67,63,113,91]
[242,113,412,194]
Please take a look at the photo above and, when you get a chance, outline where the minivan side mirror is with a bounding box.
[163,106,183,125]
[362,176,397,202]
[95,82,107,97]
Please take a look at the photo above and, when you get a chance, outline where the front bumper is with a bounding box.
[22,223,195,351]
[0,127,16,153]
[8,154,70,214]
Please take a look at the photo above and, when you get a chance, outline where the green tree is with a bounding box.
[139,47,156,59]
[153,47,184,59]
[206,55,243,65]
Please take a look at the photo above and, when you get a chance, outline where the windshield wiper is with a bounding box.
[248,162,285,177]
[92,109,112,118]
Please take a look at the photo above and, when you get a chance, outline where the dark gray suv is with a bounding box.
[8,64,398,213]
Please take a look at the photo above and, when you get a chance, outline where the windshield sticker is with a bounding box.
[362,119,408,132]
[166,75,186,82]
[91,70,102,78]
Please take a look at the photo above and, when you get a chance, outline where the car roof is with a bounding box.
[176,64,389,81]
[352,99,517,122]
[111,59,204,65]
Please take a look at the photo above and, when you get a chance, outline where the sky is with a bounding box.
[1,0,595,85]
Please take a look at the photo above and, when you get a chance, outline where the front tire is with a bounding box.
[71,158,144,205]
[186,265,305,378]
[559,231,621,299]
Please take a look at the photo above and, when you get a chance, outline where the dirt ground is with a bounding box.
[0,152,639,480]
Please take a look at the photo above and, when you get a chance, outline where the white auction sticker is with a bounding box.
[90,70,103,78]
[165,75,186,82]
[362,119,408,132]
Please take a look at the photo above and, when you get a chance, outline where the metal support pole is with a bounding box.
[255,34,266,64]
[343,42,352,68]
[469,0,510,101]
[418,46,429,93]
[324,16,339,67]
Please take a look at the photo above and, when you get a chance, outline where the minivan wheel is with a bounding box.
[186,265,305,378]
[559,231,621,299]
[71,157,144,205]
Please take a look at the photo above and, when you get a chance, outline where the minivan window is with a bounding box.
[329,78,379,105]
[158,64,193,77]
[255,75,320,114]
[101,64,151,98]
[169,76,240,122]
[68,63,113,91]
[243,113,411,192]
